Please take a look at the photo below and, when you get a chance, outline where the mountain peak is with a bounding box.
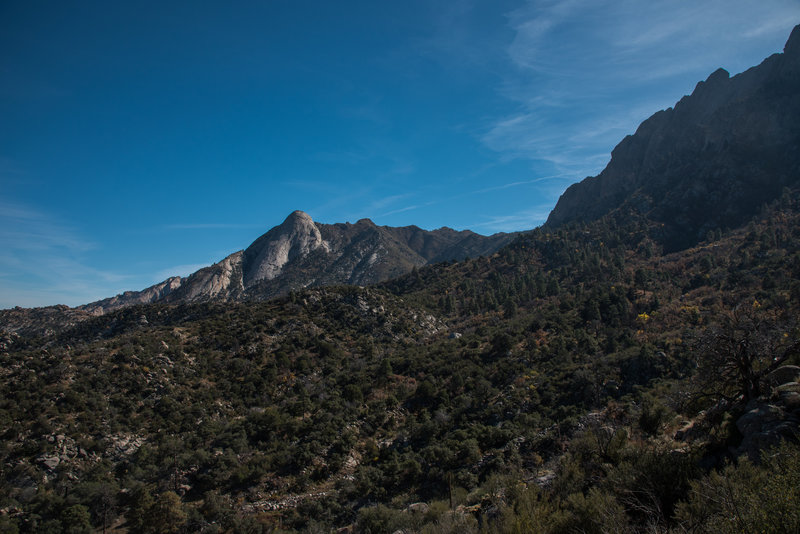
[785,24,800,56]
[545,24,800,251]
[244,211,328,286]
[704,67,730,86]
[286,210,312,221]
[281,210,316,228]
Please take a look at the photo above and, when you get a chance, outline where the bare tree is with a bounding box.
[695,303,799,403]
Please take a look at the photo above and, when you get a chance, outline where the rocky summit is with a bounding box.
[80,211,516,314]
[546,24,800,252]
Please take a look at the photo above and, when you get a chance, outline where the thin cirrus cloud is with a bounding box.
[368,193,414,212]
[382,204,422,217]
[0,200,131,308]
[484,0,800,177]
[469,205,554,234]
[163,223,258,230]
[0,201,95,254]
[455,174,573,198]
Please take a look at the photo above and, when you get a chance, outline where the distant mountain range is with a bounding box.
[79,211,517,314]
[546,25,800,252]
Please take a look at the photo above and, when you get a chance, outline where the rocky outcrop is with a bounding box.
[0,305,93,337]
[240,214,517,301]
[243,210,330,286]
[81,252,246,314]
[764,365,800,387]
[167,251,245,303]
[546,25,800,252]
[76,277,183,316]
[78,211,516,313]
[732,365,800,461]
[736,398,799,461]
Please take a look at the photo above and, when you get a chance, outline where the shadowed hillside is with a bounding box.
[546,25,800,252]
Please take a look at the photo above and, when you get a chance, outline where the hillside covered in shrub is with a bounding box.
[2,189,799,533]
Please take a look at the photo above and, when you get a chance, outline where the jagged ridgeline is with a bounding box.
[79,211,516,315]
[547,25,800,252]
[1,24,800,534]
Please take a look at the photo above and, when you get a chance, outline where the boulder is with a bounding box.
[736,400,798,460]
[775,381,800,394]
[674,420,701,441]
[405,502,429,514]
[780,391,800,409]
[39,455,60,471]
[765,366,800,388]
[736,402,784,436]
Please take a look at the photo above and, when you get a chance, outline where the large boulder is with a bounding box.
[736,400,798,461]
[765,365,800,388]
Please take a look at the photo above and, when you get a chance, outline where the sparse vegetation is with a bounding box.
[1,191,799,532]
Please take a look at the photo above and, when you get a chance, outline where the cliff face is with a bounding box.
[545,25,800,252]
[80,212,516,314]
[242,211,330,287]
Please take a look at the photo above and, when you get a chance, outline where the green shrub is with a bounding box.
[676,441,800,533]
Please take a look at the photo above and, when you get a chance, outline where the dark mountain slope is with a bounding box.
[546,25,800,252]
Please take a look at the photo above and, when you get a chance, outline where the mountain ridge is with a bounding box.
[545,24,800,251]
[8,26,800,313]
[78,211,517,314]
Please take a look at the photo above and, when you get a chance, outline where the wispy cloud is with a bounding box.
[164,223,257,230]
[0,201,96,253]
[382,204,421,217]
[0,199,130,308]
[410,0,510,75]
[309,151,373,167]
[0,157,33,186]
[743,14,798,39]
[457,174,571,196]
[313,188,422,224]
[369,194,413,212]
[468,205,553,233]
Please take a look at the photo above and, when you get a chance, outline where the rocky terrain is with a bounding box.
[0,305,93,339]
[546,25,800,252]
[2,187,799,533]
[80,211,516,314]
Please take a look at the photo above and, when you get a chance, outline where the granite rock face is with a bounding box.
[243,210,330,286]
[83,277,183,315]
[546,25,800,252]
[736,397,800,461]
[80,211,516,314]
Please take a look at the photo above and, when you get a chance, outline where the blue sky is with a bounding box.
[2,1,799,308]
